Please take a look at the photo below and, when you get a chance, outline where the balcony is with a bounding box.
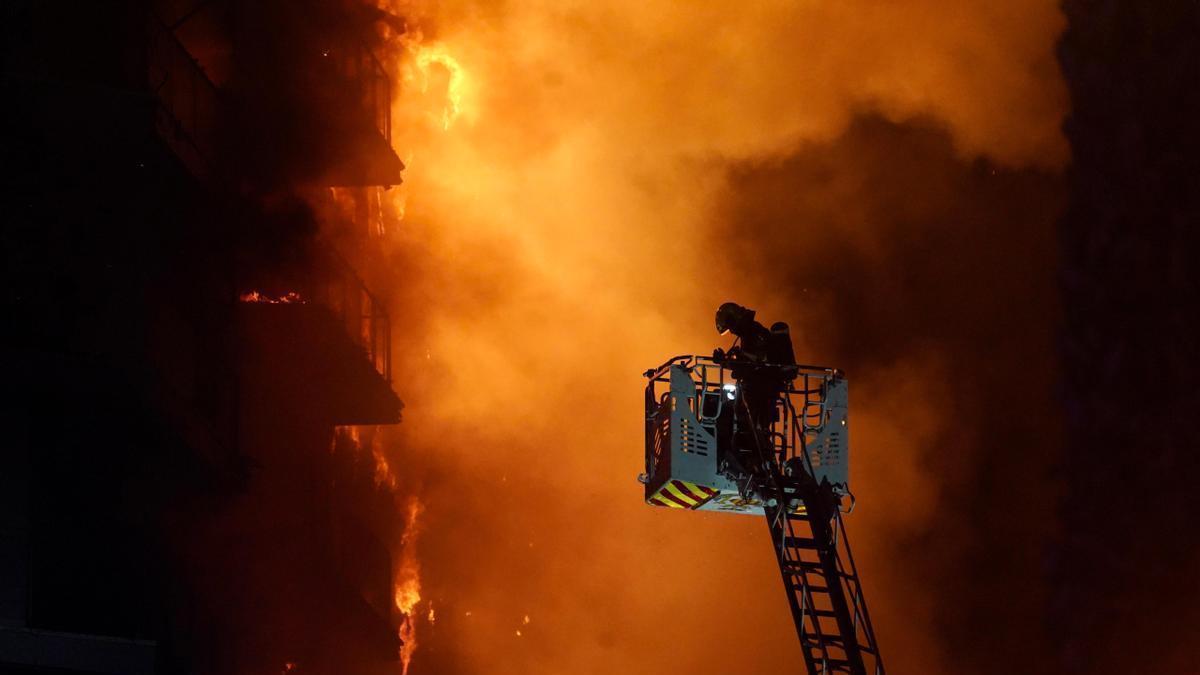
[238,251,400,427]
[314,254,393,386]
[318,40,404,187]
[228,3,405,188]
[147,5,403,188]
[147,17,219,179]
[327,40,393,152]
[3,9,223,187]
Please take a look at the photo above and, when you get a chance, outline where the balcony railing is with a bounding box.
[326,41,392,144]
[312,253,392,384]
[146,18,218,176]
[241,261,391,385]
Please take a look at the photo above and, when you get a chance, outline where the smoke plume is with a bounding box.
[369,1,1069,672]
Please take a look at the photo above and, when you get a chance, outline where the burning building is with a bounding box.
[2,1,408,674]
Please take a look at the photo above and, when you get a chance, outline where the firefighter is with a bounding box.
[714,302,799,475]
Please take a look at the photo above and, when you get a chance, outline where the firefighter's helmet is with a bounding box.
[715,302,754,335]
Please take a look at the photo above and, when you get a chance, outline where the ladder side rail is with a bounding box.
[771,502,861,674]
[783,395,820,480]
[831,510,885,673]
[741,393,836,674]
[803,490,868,673]
[768,503,827,675]
[756,394,866,674]
[781,392,880,675]
[786,387,886,675]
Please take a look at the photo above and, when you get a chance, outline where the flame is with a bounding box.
[239,291,303,303]
[369,427,398,489]
[394,575,420,615]
[335,425,420,670]
[333,426,397,489]
[401,35,467,131]
[370,7,470,135]
[332,434,417,675]
[374,188,387,237]
[397,610,418,675]
[394,497,424,675]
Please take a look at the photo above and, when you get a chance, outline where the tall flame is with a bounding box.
[332,427,420,670]
[394,496,424,675]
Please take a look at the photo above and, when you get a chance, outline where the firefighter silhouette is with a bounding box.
[713,302,799,479]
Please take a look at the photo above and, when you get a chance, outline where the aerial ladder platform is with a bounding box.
[642,304,884,675]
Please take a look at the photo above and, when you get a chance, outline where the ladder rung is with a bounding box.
[794,586,834,600]
[783,536,820,549]
[814,627,849,639]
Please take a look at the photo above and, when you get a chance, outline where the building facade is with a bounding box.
[2,2,407,674]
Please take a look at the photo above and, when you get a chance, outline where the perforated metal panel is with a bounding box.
[805,377,849,490]
[644,356,852,515]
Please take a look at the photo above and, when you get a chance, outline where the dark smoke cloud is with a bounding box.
[713,114,1064,674]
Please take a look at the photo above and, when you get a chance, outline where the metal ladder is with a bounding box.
[757,385,885,675]
[766,491,883,675]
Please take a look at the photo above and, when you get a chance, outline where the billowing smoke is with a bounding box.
[368,1,1069,672]
[714,116,1064,672]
